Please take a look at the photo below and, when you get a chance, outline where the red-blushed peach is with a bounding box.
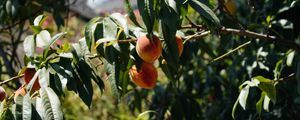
[129,62,158,89]
[24,68,40,91]
[136,35,162,63]
[0,87,6,101]
[14,86,26,102]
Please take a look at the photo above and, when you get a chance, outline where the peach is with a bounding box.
[0,87,6,101]
[175,34,184,56]
[14,87,26,102]
[136,35,162,63]
[129,62,158,89]
[24,68,40,91]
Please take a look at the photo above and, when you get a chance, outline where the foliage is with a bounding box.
[0,0,300,119]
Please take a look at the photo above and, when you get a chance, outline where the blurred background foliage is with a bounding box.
[0,0,300,119]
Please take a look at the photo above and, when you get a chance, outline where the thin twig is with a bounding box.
[180,26,300,51]
[0,74,24,86]
[274,73,295,82]
[212,41,251,62]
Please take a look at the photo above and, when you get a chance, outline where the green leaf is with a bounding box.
[15,96,23,120]
[296,60,300,94]
[0,99,15,120]
[253,76,272,83]
[263,95,271,112]
[189,0,221,30]
[231,98,239,119]
[50,64,69,90]
[30,26,43,34]
[256,92,266,116]
[286,50,295,67]
[104,60,121,99]
[23,35,36,58]
[238,86,250,110]
[257,82,276,103]
[72,62,93,107]
[36,30,51,49]
[274,60,283,80]
[33,15,48,26]
[40,87,63,120]
[38,67,49,88]
[124,0,142,27]
[137,0,157,35]
[85,17,102,51]
[22,94,32,120]
[110,13,129,35]
[160,1,181,69]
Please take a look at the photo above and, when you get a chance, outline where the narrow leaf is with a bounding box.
[286,50,295,66]
[40,87,63,120]
[256,92,266,116]
[22,94,32,120]
[263,95,271,112]
[238,86,250,110]
[124,0,142,27]
[189,0,221,29]
[23,35,35,58]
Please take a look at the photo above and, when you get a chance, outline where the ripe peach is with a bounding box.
[24,68,40,91]
[0,87,6,101]
[175,34,184,56]
[136,35,162,63]
[129,62,158,89]
[14,87,26,102]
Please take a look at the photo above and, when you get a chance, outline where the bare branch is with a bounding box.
[0,74,24,86]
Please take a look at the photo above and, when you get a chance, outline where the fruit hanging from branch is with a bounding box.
[129,62,158,89]
[136,35,162,63]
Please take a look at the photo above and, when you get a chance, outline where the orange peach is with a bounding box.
[129,62,158,89]
[136,35,162,63]
[14,86,26,102]
[175,34,184,56]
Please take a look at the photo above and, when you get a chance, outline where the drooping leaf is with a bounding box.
[137,0,157,35]
[256,92,266,116]
[253,76,277,103]
[85,17,102,51]
[263,95,271,112]
[22,94,32,120]
[40,87,63,120]
[286,50,295,66]
[124,0,142,27]
[232,98,239,119]
[33,15,48,26]
[0,99,15,120]
[238,86,250,110]
[23,35,35,58]
[106,61,121,99]
[160,1,180,69]
[36,30,51,49]
[189,0,221,30]
[38,67,49,88]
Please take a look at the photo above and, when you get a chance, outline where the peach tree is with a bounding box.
[0,0,300,119]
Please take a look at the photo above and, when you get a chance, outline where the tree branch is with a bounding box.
[0,74,24,86]
[182,26,300,51]
[212,41,251,62]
